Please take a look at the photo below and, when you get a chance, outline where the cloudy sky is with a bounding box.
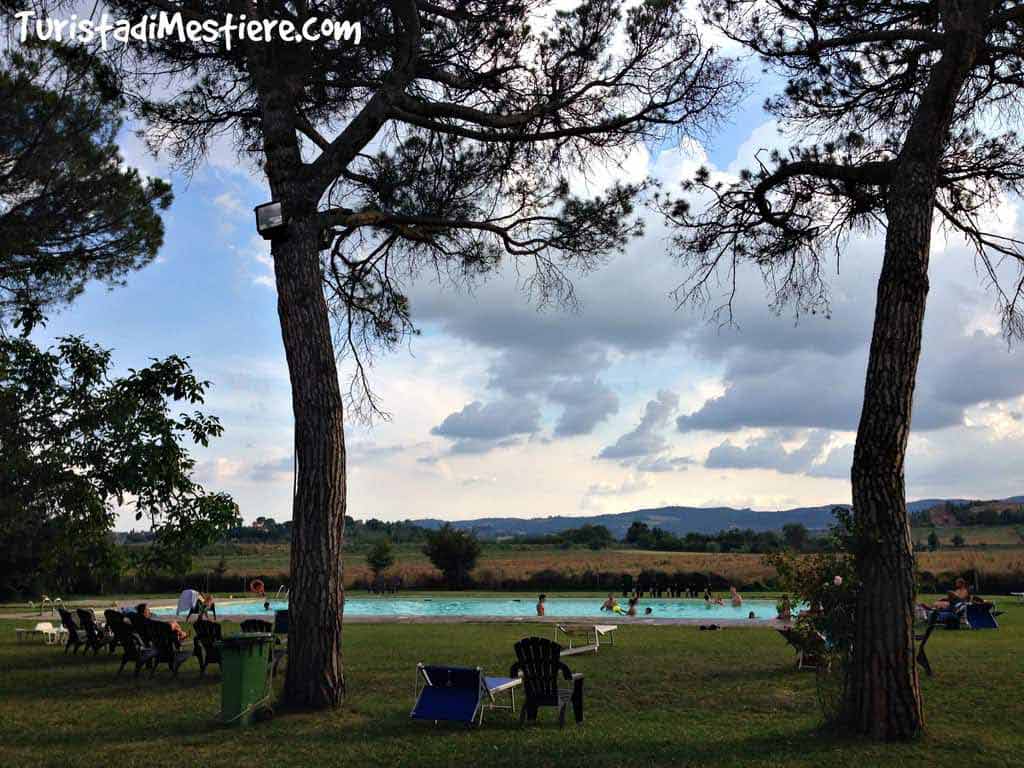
[32,14,1024,528]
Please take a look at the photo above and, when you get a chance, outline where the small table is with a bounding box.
[483,675,522,718]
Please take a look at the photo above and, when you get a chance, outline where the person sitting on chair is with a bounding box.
[136,603,188,643]
[931,577,972,611]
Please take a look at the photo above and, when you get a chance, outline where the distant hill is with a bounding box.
[414,497,1023,540]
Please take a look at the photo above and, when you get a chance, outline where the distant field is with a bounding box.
[194,535,1024,588]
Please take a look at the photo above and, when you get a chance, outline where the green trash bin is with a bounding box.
[217,632,273,726]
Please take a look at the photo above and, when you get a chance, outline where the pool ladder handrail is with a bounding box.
[275,586,289,599]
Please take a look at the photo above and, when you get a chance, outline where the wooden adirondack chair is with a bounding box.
[510,636,584,727]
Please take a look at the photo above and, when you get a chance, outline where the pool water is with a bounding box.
[157,597,782,620]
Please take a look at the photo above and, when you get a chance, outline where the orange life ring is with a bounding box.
[250,579,266,596]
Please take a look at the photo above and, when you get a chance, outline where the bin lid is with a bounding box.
[216,632,273,649]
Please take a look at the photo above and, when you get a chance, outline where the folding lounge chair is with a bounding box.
[193,619,224,678]
[77,608,116,655]
[511,636,584,727]
[411,664,520,727]
[553,624,618,656]
[914,610,942,677]
[57,608,85,654]
[138,619,193,679]
[105,610,146,676]
[271,609,288,677]
[776,627,829,671]
[964,603,999,630]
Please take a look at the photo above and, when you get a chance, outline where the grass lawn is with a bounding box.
[1,604,1022,768]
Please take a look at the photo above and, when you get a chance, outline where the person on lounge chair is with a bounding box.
[930,578,992,611]
[136,603,188,643]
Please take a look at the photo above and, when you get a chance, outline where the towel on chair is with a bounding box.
[176,589,200,616]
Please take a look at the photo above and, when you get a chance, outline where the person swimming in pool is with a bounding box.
[644,607,653,616]
[600,593,618,612]
[536,594,546,616]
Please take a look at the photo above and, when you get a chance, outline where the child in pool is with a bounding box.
[536,594,546,616]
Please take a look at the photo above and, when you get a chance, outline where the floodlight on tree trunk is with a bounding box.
[254,202,286,240]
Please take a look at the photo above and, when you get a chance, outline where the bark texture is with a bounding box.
[847,0,991,740]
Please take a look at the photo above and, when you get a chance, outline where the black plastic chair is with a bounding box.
[76,608,116,655]
[241,618,273,633]
[138,619,193,679]
[127,611,153,648]
[510,637,584,727]
[57,607,84,654]
[105,610,146,676]
[193,619,224,678]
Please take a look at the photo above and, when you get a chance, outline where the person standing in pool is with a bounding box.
[729,586,743,607]
[777,594,793,622]
[536,594,546,616]
[626,596,640,616]
[600,593,618,612]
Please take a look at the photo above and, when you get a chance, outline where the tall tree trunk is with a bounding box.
[257,76,347,708]
[846,1,989,740]
[274,218,348,708]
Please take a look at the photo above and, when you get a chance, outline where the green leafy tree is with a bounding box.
[782,523,810,552]
[951,533,966,548]
[0,336,240,598]
[365,540,396,579]
[0,37,171,332]
[422,525,482,589]
[625,521,651,545]
[664,0,1024,739]
[102,0,737,708]
[928,531,941,552]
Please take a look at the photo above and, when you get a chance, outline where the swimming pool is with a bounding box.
[156,597,783,621]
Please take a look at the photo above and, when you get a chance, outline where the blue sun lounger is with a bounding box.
[411,664,521,726]
[964,603,999,629]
